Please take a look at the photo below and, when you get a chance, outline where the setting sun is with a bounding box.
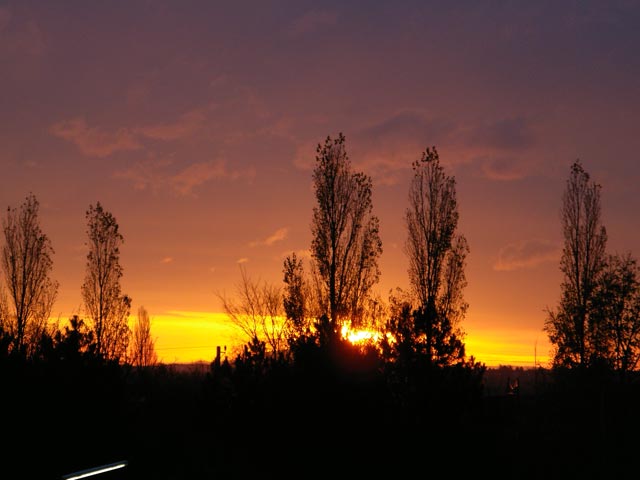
[340,323,383,345]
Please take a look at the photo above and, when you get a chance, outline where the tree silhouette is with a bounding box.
[545,160,607,368]
[283,252,309,339]
[0,287,9,353]
[1,193,58,356]
[381,287,417,366]
[310,133,382,332]
[591,252,640,375]
[52,315,95,362]
[82,202,131,362]
[218,265,288,356]
[404,147,468,366]
[130,306,158,368]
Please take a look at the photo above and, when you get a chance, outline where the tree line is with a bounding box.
[222,134,640,380]
[218,133,472,375]
[0,196,156,367]
[2,133,639,380]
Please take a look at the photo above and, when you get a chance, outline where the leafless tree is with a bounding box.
[545,160,607,368]
[405,147,468,366]
[1,193,58,356]
[130,305,158,368]
[82,202,131,362]
[218,266,288,356]
[310,133,382,331]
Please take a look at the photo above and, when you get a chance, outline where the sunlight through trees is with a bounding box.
[217,265,288,356]
[310,133,382,331]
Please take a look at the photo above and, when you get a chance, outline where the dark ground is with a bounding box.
[5,362,640,479]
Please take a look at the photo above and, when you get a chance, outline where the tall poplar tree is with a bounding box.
[82,202,131,361]
[545,160,607,368]
[310,133,382,331]
[404,147,468,366]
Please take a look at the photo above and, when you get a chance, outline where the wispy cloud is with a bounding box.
[50,117,140,157]
[358,111,455,149]
[280,249,312,260]
[494,238,560,271]
[458,117,539,181]
[115,158,256,195]
[480,157,530,181]
[136,108,208,141]
[161,257,173,264]
[293,110,456,185]
[465,117,535,151]
[292,113,539,186]
[171,160,255,195]
[114,157,171,190]
[250,227,289,247]
[50,106,212,158]
[236,257,249,264]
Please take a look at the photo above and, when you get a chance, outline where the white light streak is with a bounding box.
[63,461,127,480]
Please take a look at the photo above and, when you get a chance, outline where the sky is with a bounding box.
[1,0,639,367]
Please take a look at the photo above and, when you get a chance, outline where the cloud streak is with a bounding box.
[115,158,256,195]
[494,238,560,271]
[465,117,535,151]
[50,106,212,158]
[280,249,312,260]
[50,118,140,157]
[250,227,289,247]
[293,110,457,185]
[136,108,208,141]
[171,160,249,195]
[480,157,530,181]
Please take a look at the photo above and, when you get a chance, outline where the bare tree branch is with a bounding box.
[1,193,58,356]
[310,133,382,330]
[82,202,131,362]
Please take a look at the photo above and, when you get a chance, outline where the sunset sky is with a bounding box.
[2,1,639,367]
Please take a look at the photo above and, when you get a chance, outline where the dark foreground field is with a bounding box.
[4,361,640,480]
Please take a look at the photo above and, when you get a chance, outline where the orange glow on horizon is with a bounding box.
[464,330,551,368]
[135,311,241,364]
[148,313,551,367]
[49,311,553,368]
